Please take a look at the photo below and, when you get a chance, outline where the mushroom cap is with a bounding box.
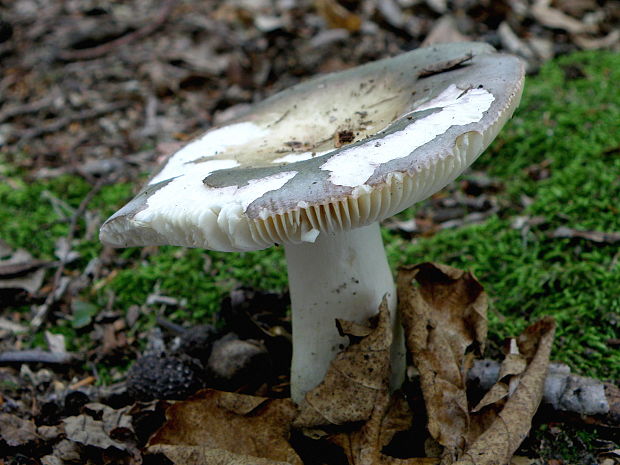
[100,42,525,252]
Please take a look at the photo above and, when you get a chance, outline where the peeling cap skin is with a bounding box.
[100,42,525,252]
[100,43,525,404]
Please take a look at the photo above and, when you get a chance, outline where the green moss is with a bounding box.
[524,423,602,464]
[0,173,85,258]
[0,169,133,259]
[101,245,288,323]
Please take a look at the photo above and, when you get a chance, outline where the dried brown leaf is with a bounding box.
[509,458,539,465]
[421,15,470,47]
[471,352,528,413]
[0,413,39,447]
[384,458,441,464]
[455,318,556,465]
[469,350,527,412]
[314,0,362,32]
[498,22,535,61]
[60,402,140,463]
[573,30,620,50]
[329,389,427,465]
[398,263,487,458]
[49,439,82,462]
[0,248,47,294]
[497,353,529,379]
[148,389,301,465]
[294,297,392,428]
[40,455,64,465]
[62,413,128,451]
[36,424,63,442]
[149,446,295,465]
[0,254,49,276]
[377,0,405,29]
[531,0,597,34]
[83,403,135,441]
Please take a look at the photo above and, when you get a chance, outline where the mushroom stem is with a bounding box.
[285,222,405,404]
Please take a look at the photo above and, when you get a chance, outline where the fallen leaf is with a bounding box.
[0,413,39,447]
[40,455,64,465]
[377,0,405,29]
[509,457,539,465]
[471,346,528,413]
[0,248,47,294]
[50,438,82,462]
[0,316,28,333]
[455,318,556,465]
[83,403,135,442]
[36,424,63,442]
[45,330,67,354]
[531,0,597,34]
[314,0,362,32]
[63,412,128,451]
[498,22,535,61]
[100,322,129,357]
[422,15,470,47]
[148,389,301,465]
[294,297,392,428]
[0,252,49,276]
[383,217,420,234]
[149,446,296,464]
[573,30,620,50]
[397,263,487,460]
[328,390,433,465]
[426,0,447,14]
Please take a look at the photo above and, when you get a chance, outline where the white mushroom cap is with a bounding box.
[100,43,525,251]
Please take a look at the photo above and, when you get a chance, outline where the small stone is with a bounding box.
[207,333,271,390]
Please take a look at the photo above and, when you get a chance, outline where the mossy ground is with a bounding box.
[1,51,618,386]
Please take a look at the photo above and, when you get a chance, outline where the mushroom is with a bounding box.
[100,42,525,403]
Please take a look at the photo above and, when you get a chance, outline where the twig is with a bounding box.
[468,359,620,428]
[552,226,620,244]
[18,101,131,142]
[0,95,55,124]
[31,177,111,329]
[156,316,187,335]
[69,376,96,389]
[0,349,77,365]
[41,190,76,220]
[58,0,175,61]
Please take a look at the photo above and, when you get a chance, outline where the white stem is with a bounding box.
[285,222,405,404]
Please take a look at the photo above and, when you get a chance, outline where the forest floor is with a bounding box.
[0,1,619,464]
